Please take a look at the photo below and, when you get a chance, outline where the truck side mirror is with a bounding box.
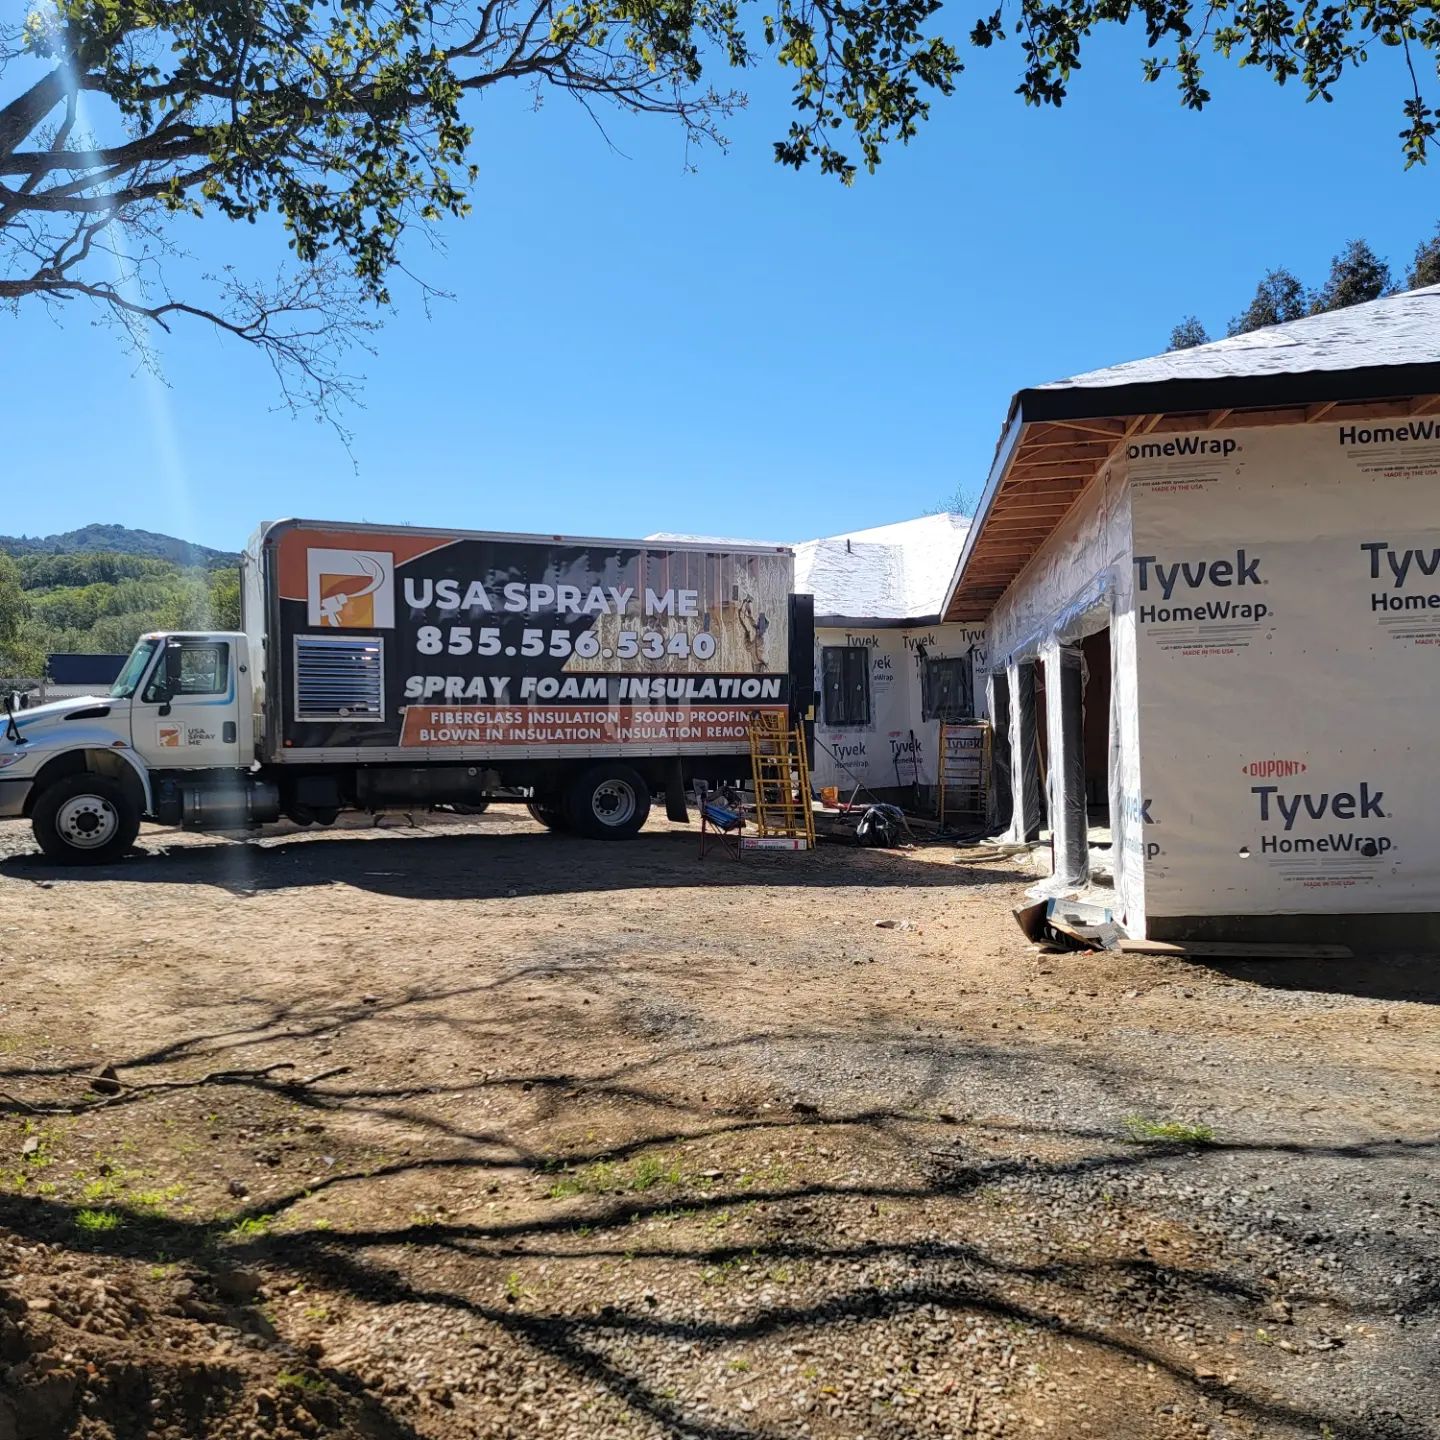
[145,649,179,712]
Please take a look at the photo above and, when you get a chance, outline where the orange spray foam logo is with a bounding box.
[306,548,395,629]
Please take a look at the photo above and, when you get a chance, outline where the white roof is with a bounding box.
[644,531,791,548]
[795,513,971,622]
[1037,284,1440,395]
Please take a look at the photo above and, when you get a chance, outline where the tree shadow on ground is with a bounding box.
[4,1024,1438,1440]
[0,982,1160,1142]
[0,823,1034,900]
[3,1119,1433,1440]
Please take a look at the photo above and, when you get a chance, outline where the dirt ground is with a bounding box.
[0,810,1437,1440]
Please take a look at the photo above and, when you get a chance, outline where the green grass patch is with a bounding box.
[735,1163,790,1191]
[546,1153,684,1199]
[229,1213,278,1238]
[702,1254,749,1286]
[129,1185,187,1214]
[73,1158,186,1215]
[1123,1115,1216,1145]
[75,1208,121,1234]
[276,1371,328,1395]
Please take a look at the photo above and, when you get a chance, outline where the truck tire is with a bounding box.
[526,798,571,833]
[564,764,651,840]
[31,773,141,865]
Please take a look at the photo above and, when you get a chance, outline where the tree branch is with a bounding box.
[0,63,69,160]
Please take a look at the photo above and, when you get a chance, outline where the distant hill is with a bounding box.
[0,524,237,568]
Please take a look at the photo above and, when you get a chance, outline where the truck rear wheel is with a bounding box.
[526,798,571,832]
[31,773,141,865]
[564,764,651,840]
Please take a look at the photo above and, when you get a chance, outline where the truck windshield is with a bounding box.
[110,639,159,698]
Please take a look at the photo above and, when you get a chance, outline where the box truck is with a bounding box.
[0,521,812,863]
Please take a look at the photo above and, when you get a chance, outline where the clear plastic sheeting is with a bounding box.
[985,463,1141,925]
[1050,584,1114,648]
[986,467,1129,675]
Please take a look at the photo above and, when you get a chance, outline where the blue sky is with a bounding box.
[2,29,1435,553]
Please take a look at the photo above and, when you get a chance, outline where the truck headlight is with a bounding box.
[0,752,27,770]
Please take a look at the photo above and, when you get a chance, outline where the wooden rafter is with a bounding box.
[1009,437,1115,453]
[1039,419,1129,439]
[1007,461,1098,480]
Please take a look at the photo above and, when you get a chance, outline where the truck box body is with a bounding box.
[245,520,800,764]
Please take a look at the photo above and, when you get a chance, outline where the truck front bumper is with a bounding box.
[0,777,33,818]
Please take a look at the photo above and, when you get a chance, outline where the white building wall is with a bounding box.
[810,622,987,798]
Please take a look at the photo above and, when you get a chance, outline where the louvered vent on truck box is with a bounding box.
[294,635,384,721]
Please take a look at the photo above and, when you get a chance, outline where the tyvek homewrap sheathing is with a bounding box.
[1128,420,1438,919]
[808,621,989,797]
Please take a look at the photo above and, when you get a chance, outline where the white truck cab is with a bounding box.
[0,631,258,862]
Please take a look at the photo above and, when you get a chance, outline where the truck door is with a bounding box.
[134,636,244,770]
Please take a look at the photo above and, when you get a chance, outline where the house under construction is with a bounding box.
[939,286,1440,945]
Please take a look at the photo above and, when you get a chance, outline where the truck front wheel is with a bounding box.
[564,765,651,840]
[31,774,141,865]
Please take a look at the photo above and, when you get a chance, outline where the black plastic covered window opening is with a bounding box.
[822,646,871,726]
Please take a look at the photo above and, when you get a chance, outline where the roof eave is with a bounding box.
[937,408,1025,623]
[941,360,1440,625]
[1017,360,1440,426]
[814,612,945,629]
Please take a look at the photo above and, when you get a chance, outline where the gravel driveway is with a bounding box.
[1,811,1436,1439]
